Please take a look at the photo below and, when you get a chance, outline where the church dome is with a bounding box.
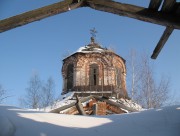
[61,37,127,99]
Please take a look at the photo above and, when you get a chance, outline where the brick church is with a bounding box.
[61,36,128,99]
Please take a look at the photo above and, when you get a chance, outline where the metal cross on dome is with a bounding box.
[90,28,98,38]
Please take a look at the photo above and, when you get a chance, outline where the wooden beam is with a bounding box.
[176,4,180,14]
[148,0,162,11]
[0,0,84,33]
[93,95,138,112]
[176,3,180,14]
[75,95,86,115]
[0,0,180,33]
[87,0,180,29]
[151,26,174,59]
[161,0,176,12]
[49,95,93,113]
[107,104,126,114]
[63,107,78,114]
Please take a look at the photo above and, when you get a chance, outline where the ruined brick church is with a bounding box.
[61,37,128,99]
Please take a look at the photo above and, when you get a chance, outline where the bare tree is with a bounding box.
[0,84,7,103]
[24,73,42,109]
[127,50,170,109]
[126,49,141,100]
[19,75,56,109]
[151,75,170,108]
[18,96,27,108]
[41,77,55,107]
[138,55,156,108]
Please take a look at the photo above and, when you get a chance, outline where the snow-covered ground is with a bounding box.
[0,105,180,136]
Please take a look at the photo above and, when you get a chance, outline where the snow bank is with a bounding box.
[0,105,180,136]
[0,115,15,136]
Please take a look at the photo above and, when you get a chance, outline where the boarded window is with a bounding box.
[89,64,99,86]
[115,68,121,88]
[67,64,74,90]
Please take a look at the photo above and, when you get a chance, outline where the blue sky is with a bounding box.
[0,0,180,106]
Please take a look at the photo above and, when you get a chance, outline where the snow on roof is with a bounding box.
[63,44,106,60]
[110,98,143,112]
[41,92,75,112]
[76,46,87,52]
[76,45,105,53]
[0,105,180,136]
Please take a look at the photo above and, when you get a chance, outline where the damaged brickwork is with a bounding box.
[61,39,128,99]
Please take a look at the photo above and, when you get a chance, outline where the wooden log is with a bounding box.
[148,0,162,11]
[106,104,126,114]
[87,0,180,29]
[92,103,98,115]
[49,95,93,113]
[63,106,77,114]
[151,26,174,59]
[161,0,176,13]
[176,3,180,14]
[0,0,180,33]
[50,102,75,113]
[0,0,84,33]
[92,102,106,115]
[75,95,86,115]
[93,95,138,112]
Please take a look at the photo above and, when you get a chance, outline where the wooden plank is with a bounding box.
[93,95,138,112]
[148,0,162,11]
[175,2,180,14]
[151,26,174,59]
[87,0,180,29]
[93,102,106,115]
[0,0,180,33]
[161,0,176,12]
[0,0,84,33]
[75,95,86,115]
[49,95,93,113]
[106,104,126,114]
[50,101,75,113]
[63,106,77,114]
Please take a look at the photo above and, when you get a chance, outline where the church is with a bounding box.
[61,36,128,99]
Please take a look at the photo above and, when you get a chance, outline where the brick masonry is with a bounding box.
[61,44,128,98]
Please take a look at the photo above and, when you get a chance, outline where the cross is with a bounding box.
[90,28,97,38]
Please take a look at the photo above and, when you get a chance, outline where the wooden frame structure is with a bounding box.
[0,0,180,59]
[49,95,139,115]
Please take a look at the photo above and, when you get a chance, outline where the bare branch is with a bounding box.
[126,50,170,108]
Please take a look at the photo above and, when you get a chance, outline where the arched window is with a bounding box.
[115,68,121,88]
[67,64,74,90]
[89,64,99,86]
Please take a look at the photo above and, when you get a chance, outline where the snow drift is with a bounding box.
[0,105,180,136]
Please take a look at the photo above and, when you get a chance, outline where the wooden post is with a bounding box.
[92,104,98,115]
[92,102,106,115]
[149,0,162,10]
[75,95,86,115]
[151,26,174,59]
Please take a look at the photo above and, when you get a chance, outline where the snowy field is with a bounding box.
[0,105,180,136]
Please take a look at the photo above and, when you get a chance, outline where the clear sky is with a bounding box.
[0,0,180,106]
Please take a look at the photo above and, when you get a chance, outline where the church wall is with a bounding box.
[62,52,128,98]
